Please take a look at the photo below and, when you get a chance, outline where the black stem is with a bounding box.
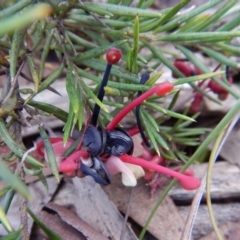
[136,105,151,148]
[91,63,112,126]
[226,66,230,80]
[135,72,151,148]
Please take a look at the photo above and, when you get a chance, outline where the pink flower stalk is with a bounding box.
[36,137,89,175]
[58,150,88,174]
[36,137,68,157]
[106,82,174,131]
[120,154,201,190]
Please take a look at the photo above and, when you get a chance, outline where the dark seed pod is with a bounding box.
[80,156,111,185]
[97,126,107,155]
[105,127,133,156]
[83,125,102,156]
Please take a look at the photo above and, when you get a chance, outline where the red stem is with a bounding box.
[58,150,89,173]
[128,127,140,136]
[120,154,201,190]
[106,82,174,131]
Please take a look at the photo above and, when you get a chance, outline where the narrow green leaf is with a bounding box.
[1,189,15,218]
[102,99,124,108]
[0,228,22,240]
[62,137,81,158]
[146,102,196,122]
[175,151,188,163]
[153,0,223,33]
[0,205,13,232]
[0,119,44,168]
[76,67,150,91]
[104,86,128,97]
[71,39,127,61]
[63,105,74,144]
[19,88,34,94]
[0,4,52,36]
[167,90,180,111]
[83,29,109,46]
[37,171,49,191]
[0,40,11,49]
[76,82,84,131]
[157,0,190,26]
[79,3,113,16]
[121,0,134,6]
[159,31,240,42]
[66,65,79,114]
[200,46,239,68]
[177,14,210,33]
[28,101,68,122]
[66,31,98,49]
[27,208,62,240]
[216,14,240,31]
[216,42,240,54]
[0,186,11,198]
[10,28,26,79]
[139,18,160,32]
[126,49,132,73]
[39,29,54,81]
[81,80,109,113]
[132,15,139,73]
[154,130,170,152]
[39,127,60,182]
[0,0,31,19]
[142,115,160,155]
[140,0,160,9]
[159,150,176,160]
[193,0,237,32]
[68,14,132,28]
[23,166,42,176]
[174,71,225,85]
[143,113,170,151]
[79,59,139,83]
[173,138,199,146]
[81,3,162,17]
[27,55,40,93]
[141,108,159,132]
[173,131,206,137]
[145,72,162,86]
[38,63,64,93]
[0,158,29,199]
[30,19,46,51]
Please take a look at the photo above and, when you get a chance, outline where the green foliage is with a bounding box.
[0,0,240,238]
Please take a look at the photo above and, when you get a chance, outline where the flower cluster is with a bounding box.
[36,81,200,190]
[36,49,201,192]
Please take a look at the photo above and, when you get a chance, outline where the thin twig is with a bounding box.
[120,187,134,240]
[2,59,26,105]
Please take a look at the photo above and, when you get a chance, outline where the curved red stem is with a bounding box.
[106,82,174,131]
[58,150,89,173]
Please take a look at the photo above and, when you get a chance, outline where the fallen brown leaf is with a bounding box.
[39,202,109,240]
[104,175,184,240]
[72,176,138,240]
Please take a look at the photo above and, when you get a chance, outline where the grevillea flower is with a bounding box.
[36,81,201,190]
